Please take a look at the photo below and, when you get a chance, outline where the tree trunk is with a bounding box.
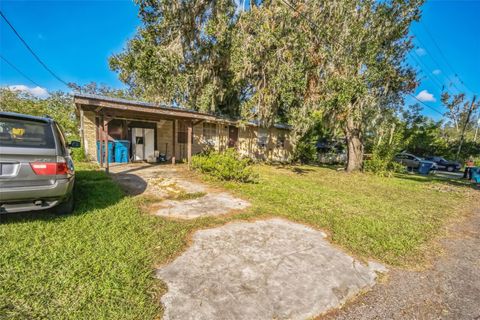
[345,118,364,172]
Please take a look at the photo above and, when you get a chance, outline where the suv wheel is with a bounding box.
[446,166,454,172]
[53,195,74,215]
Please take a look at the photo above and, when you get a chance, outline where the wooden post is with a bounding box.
[98,116,104,168]
[172,119,176,165]
[104,118,109,174]
[187,120,193,167]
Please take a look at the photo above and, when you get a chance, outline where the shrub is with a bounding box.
[293,140,317,164]
[364,157,406,177]
[71,147,87,162]
[364,136,405,177]
[191,149,258,182]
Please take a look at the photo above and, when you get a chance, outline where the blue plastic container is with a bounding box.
[96,141,114,163]
[418,161,434,175]
[114,140,130,163]
[471,167,480,183]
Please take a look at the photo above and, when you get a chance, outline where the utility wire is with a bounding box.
[408,93,444,116]
[411,33,462,92]
[0,54,43,87]
[419,22,475,95]
[0,10,69,87]
[409,51,446,91]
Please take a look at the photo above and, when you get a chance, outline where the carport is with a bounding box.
[74,94,219,173]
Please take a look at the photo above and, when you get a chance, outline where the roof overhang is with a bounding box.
[74,93,219,122]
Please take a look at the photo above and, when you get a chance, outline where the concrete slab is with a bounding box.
[156,219,386,320]
[109,163,250,219]
[154,192,250,219]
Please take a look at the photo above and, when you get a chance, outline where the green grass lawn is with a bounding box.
[0,163,160,319]
[0,163,475,319]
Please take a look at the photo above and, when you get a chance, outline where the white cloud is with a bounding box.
[416,89,436,102]
[432,69,441,75]
[415,48,427,56]
[8,85,49,98]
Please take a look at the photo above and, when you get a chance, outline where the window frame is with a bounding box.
[202,122,217,145]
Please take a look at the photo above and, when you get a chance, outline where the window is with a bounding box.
[257,128,268,147]
[177,121,193,144]
[0,116,55,149]
[54,123,68,155]
[203,122,216,145]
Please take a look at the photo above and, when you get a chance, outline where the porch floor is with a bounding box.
[108,163,250,219]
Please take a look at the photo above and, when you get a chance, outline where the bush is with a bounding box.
[364,137,405,177]
[364,157,406,177]
[191,149,258,182]
[70,147,87,162]
[293,140,317,164]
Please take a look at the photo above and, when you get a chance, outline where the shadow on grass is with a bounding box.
[395,172,480,190]
[0,169,127,224]
[270,163,343,174]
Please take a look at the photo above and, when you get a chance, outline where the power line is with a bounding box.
[411,33,463,93]
[409,51,446,91]
[410,44,463,95]
[0,54,43,87]
[408,93,444,116]
[0,10,69,87]
[419,22,475,95]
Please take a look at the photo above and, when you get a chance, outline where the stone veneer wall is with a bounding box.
[82,111,98,161]
[81,111,293,163]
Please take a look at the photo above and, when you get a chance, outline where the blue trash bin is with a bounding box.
[96,141,115,163]
[418,161,434,175]
[471,167,480,183]
[114,140,130,163]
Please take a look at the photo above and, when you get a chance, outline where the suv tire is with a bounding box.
[446,166,454,172]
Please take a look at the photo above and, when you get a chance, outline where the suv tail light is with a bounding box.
[30,162,71,175]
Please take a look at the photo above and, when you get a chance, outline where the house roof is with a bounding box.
[74,93,291,129]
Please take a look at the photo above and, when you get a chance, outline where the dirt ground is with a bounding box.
[322,206,480,320]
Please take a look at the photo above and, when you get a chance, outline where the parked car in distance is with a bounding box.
[0,112,80,214]
[394,153,437,170]
[424,156,461,172]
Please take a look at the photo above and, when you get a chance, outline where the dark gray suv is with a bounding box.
[0,112,80,214]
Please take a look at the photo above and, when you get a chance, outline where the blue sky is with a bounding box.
[0,0,478,120]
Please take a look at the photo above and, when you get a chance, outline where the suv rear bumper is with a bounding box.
[0,178,74,213]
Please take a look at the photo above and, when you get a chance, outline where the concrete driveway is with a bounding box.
[109,163,249,219]
[156,219,386,320]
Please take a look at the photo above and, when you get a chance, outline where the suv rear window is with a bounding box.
[0,117,55,149]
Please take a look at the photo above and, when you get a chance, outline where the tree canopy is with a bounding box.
[110,0,424,171]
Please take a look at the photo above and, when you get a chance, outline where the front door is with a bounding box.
[228,126,238,148]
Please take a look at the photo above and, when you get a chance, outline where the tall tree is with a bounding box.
[111,0,422,171]
[233,0,421,171]
[109,0,240,115]
[441,92,466,134]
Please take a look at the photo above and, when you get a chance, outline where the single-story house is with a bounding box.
[74,94,293,169]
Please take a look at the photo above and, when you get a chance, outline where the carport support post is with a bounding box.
[172,120,176,165]
[98,116,104,168]
[187,120,192,167]
[103,118,109,174]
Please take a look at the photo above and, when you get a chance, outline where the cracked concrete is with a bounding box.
[109,163,250,219]
[156,219,386,320]
[154,192,250,219]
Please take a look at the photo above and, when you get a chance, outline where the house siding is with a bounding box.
[81,113,293,163]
